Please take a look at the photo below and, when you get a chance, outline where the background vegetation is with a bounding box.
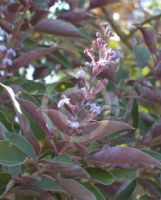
[0,0,161,199]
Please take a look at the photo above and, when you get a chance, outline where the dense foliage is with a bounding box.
[0,0,161,199]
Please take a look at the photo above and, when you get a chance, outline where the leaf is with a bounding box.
[30,8,48,25]
[59,179,96,200]
[141,86,161,105]
[110,169,137,180]
[138,26,157,54]
[0,172,12,197]
[86,167,114,185]
[7,47,61,72]
[131,99,139,129]
[4,131,36,159]
[140,149,161,160]
[18,98,51,137]
[46,154,72,164]
[134,45,151,68]
[115,180,136,200]
[58,11,92,23]
[42,159,89,179]
[81,182,106,200]
[0,83,40,155]
[75,120,132,144]
[85,146,161,168]
[154,61,161,79]
[31,176,64,192]
[2,165,21,178]
[43,109,72,136]
[34,19,83,38]
[0,140,26,166]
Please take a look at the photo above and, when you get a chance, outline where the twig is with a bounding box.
[128,13,161,37]
[102,7,133,50]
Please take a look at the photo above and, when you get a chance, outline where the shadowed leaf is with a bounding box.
[0,173,12,197]
[18,98,51,137]
[86,167,114,185]
[43,109,72,135]
[34,19,83,38]
[75,120,132,144]
[7,47,61,72]
[60,179,96,200]
[134,45,151,68]
[115,179,136,200]
[138,26,157,54]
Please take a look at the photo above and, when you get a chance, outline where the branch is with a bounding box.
[102,7,132,50]
[128,13,161,37]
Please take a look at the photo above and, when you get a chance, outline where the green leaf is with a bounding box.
[86,167,114,185]
[131,99,139,129]
[0,140,26,166]
[134,45,151,68]
[4,131,36,159]
[115,179,136,200]
[81,181,106,200]
[140,149,161,160]
[110,169,137,180]
[0,111,13,131]
[0,172,12,197]
[53,50,71,68]
[52,154,72,164]
[31,176,64,192]
[2,165,21,178]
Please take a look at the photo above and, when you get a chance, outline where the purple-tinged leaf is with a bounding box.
[138,26,157,54]
[43,109,72,136]
[154,61,161,79]
[59,179,96,200]
[18,98,51,137]
[58,11,92,24]
[75,120,132,144]
[85,146,161,168]
[0,18,13,34]
[30,8,48,26]
[141,87,161,105]
[143,120,161,146]
[4,2,21,23]
[41,161,90,179]
[7,47,61,72]
[34,19,84,38]
[0,83,40,155]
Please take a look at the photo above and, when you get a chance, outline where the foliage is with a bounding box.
[0,0,161,200]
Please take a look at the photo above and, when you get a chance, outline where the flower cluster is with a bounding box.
[57,22,118,134]
[0,44,16,68]
[84,22,120,75]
